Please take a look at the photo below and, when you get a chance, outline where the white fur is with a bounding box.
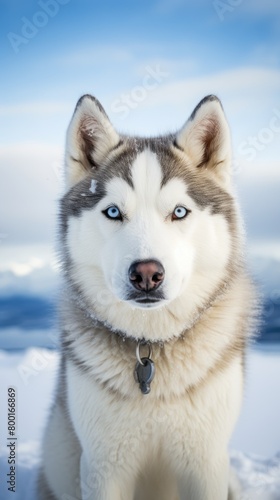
[89,179,97,194]
[66,354,242,500]
[39,95,252,500]
[67,148,232,341]
[42,402,81,499]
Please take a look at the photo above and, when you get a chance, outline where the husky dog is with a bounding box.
[38,94,255,500]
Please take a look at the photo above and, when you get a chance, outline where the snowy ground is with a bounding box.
[0,347,280,499]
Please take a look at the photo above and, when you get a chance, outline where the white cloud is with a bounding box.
[249,241,280,262]
[0,101,70,116]
[0,143,64,245]
[2,66,279,145]
[0,243,56,271]
[234,161,280,179]
[108,65,280,155]
[0,264,58,298]
[236,176,280,241]
[0,244,58,298]
[133,57,198,79]
[130,66,280,109]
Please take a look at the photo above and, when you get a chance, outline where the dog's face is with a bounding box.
[60,94,239,341]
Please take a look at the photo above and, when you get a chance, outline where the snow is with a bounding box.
[0,265,58,299]
[231,451,280,499]
[230,346,280,456]
[0,347,280,499]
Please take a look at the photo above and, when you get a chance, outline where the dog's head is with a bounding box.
[60,94,241,341]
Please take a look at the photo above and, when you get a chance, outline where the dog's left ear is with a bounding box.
[175,95,231,183]
[65,94,120,189]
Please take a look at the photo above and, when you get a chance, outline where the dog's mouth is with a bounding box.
[135,298,161,304]
[126,290,166,308]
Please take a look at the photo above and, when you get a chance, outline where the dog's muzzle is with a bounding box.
[127,259,165,305]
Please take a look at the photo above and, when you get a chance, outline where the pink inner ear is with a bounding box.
[195,116,221,169]
[81,116,100,140]
[79,114,107,168]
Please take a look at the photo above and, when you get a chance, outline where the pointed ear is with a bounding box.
[175,95,231,183]
[65,94,120,189]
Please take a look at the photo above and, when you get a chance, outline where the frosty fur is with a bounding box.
[38,94,255,500]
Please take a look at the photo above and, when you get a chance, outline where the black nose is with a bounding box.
[128,260,165,292]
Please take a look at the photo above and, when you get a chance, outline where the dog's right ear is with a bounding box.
[65,94,120,189]
[175,95,231,185]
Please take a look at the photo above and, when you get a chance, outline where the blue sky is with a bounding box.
[0,0,280,256]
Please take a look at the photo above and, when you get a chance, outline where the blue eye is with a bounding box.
[172,206,189,221]
[103,206,122,221]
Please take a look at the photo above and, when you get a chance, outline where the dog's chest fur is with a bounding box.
[61,273,250,477]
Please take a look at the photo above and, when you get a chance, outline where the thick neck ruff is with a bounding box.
[67,277,232,346]
[65,277,240,395]
[69,285,169,345]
